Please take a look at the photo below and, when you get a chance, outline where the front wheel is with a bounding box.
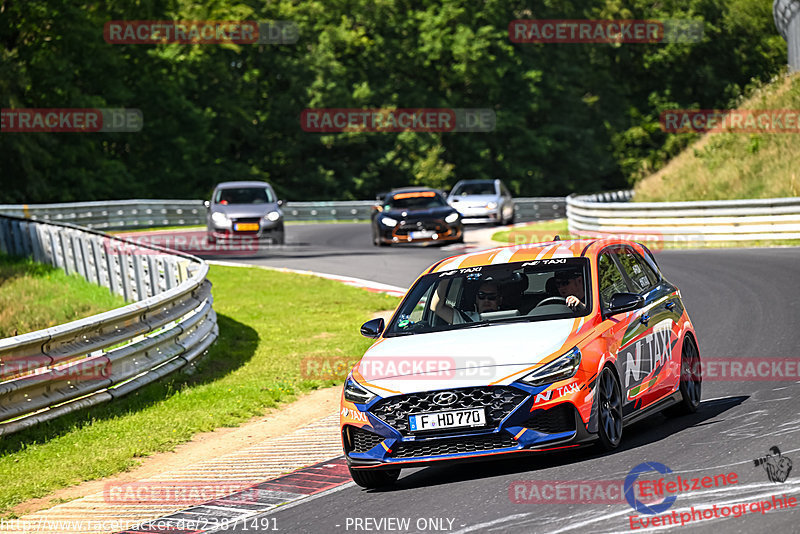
[663,336,702,417]
[349,467,400,489]
[596,367,623,451]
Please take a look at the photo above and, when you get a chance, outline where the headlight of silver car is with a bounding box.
[380,216,398,227]
[265,211,281,222]
[487,201,498,209]
[445,212,459,224]
[343,374,377,404]
[519,347,582,386]
[211,212,229,225]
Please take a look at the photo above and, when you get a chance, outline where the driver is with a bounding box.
[554,270,586,312]
[432,280,502,324]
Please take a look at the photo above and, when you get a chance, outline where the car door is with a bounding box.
[605,246,681,413]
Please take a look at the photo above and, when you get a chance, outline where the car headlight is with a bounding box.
[519,347,581,386]
[211,212,229,225]
[487,201,498,209]
[344,374,377,404]
[265,211,281,222]
[445,212,459,224]
[380,216,398,227]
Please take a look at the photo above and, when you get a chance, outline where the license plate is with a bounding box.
[409,230,434,240]
[408,408,486,431]
[234,223,259,231]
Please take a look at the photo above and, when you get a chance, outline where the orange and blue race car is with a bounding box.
[340,238,702,488]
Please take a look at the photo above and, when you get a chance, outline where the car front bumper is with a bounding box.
[342,384,595,470]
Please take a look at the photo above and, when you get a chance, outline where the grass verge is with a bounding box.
[634,72,800,201]
[0,254,126,337]
[491,219,800,249]
[0,264,399,517]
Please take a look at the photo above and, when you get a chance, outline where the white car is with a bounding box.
[447,179,515,225]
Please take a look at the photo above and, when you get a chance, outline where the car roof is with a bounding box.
[427,238,645,273]
[454,179,496,185]
[214,181,273,189]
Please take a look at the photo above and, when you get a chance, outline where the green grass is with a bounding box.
[0,254,126,337]
[0,264,399,517]
[634,72,800,202]
[491,219,800,249]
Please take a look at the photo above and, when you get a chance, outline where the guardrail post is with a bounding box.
[0,218,8,254]
[118,251,133,301]
[133,254,147,300]
[164,258,177,290]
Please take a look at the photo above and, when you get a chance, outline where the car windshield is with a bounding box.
[215,187,274,204]
[451,182,496,196]
[384,191,446,210]
[385,258,591,337]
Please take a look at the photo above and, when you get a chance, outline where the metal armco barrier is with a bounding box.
[0,197,567,228]
[567,191,800,241]
[0,215,218,436]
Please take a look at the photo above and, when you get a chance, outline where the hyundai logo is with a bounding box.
[432,391,458,406]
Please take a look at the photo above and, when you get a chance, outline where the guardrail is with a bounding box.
[0,215,218,436]
[0,197,567,229]
[567,191,800,242]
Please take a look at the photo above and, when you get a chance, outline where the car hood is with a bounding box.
[211,203,279,218]
[356,319,576,395]
[448,194,499,206]
[382,206,456,220]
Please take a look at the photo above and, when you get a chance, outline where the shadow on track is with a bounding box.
[363,395,748,493]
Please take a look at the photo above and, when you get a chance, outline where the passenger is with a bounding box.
[432,280,503,324]
[554,270,586,312]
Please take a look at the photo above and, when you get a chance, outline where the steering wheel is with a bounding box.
[534,296,568,308]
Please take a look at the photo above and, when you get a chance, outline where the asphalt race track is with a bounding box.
[228,224,800,534]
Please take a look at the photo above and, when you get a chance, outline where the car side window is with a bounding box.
[617,249,657,293]
[598,253,627,310]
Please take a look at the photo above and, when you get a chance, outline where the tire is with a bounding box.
[372,226,389,247]
[663,336,702,417]
[349,467,400,489]
[596,366,623,451]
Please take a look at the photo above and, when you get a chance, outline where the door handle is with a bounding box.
[665,302,675,310]
[640,314,650,326]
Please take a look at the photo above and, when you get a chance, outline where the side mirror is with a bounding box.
[360,318,385,339]
[277,199,284,207]
[606,293,644,316]
[203,200,210,209]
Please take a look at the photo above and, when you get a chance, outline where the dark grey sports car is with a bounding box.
[204,181,284,245]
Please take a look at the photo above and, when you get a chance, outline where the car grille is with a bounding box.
[346,426,384,454]
[522,404,576,434]
[394,220,447,236]
[392,433,517,459]
[371,386,529,436]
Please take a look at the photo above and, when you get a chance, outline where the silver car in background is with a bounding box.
[204,181,285,245]
[447,179,515,225]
